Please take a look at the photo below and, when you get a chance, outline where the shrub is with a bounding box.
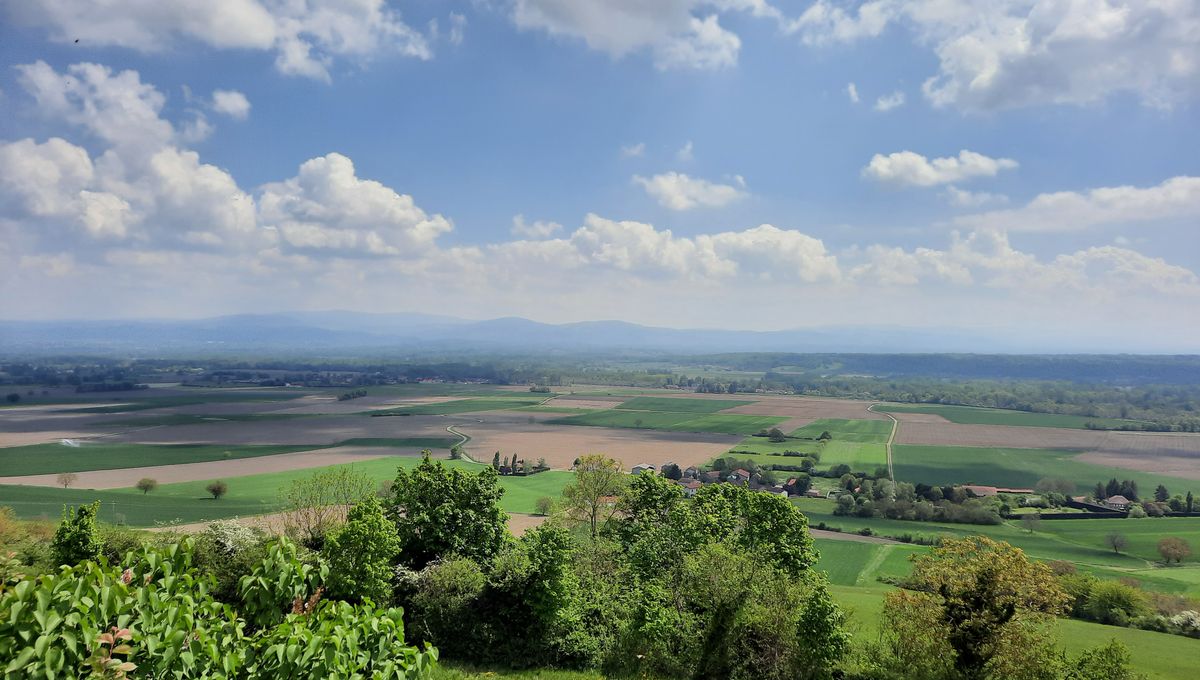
[51,502,102,566]
[238,538,328,630]
[324,496,400,605]
[135,478,158,494]
[206,480,228,500]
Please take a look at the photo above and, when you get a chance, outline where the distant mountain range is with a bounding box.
[0,311,1187,356]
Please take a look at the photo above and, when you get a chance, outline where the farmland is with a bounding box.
[878,403,1147,429]
[612,396,754,413]
[546,409,786,435]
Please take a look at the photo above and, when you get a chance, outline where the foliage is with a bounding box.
[238,538,328,630]
[535,496,554,516]
[206,480,229,500]
[388,452,509,569]
[278,465,384,549]
[135,477,158,494]
[562,455,627,540]
[51,502,102,566]
[1157,537,1191,563]
[325,496,401,604]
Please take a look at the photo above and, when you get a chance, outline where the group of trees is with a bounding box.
[1054,560,1200,638]
[834,480,1003,525]
[490,451,549,476]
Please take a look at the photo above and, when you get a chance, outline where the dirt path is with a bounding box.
[869,403,898,482]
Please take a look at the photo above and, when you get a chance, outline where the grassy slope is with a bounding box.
[720,419,891,473]
[546,410,785,435]
[0,457,571,526]
[878,403,1146,430]
[0,438,458,476]
[892,444,1200,495]
[613,396,752,413]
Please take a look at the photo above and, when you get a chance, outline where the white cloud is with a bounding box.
[954,176,1200,232]
[448,12,467,46]
[211,89,251,120]
[846,82,860,103]
[676,140,695,162]
[634,172,747,210]
[512,0,746,70]
[873,90,905,111]
[9,0,432,82]
[621,142,646,158]
[943,186,1009,207]
[259,153,452,256]
[788,0,1200,111]
[863,150,1018,187]
[511,214,563,239]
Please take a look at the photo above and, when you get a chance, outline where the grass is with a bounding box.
[877,403,1148,430]
[0,456,572,526]
[372,397,549,416]
[613,396,752,413]
[1034,517,1200,564]
[892,444,1200,496]
[813,539,922,587]
[790,418,892,443]
[0,438,458,476]
[547,410,785,435]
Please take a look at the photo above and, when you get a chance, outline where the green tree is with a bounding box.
[1188,491,1195,512]
[1093,482,1105,501]
[388,451,509,568]
[136,477,158,494]
[324,496,400,604]
[1065,640,1147,680]
[51,501,103,566]
[492,451,501,470]
[534,496,554,516]
[1022,512,1042,534]
[1105,532,1128,554]
[206,480,228,500]
[562,454,627,540]
[1154,484,1170,502]
[767,427,787,443]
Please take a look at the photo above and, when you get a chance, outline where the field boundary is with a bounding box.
[868,404,898,482]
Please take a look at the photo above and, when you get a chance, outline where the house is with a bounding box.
[701,471,721,483]
[805,488,825,498]
[683,466,701,480]
[1103,495,1132,511]
[679,480,703,497]
[962,485,999,497]
[631,463,656,475]
[727,468,752,485]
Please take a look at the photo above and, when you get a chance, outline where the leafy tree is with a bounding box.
[535,496,554,516]
[1154,484,1170,502]
[51,501,103,566]
[562,454,627,540]
[239,537,328,629]
[767,427,787,443]
[492,451,500,469]
[1188,491,1195,512]
[1021,512,1042,534]
[817,430,832,441]
[876,536,1068,679]
[206,480,229,500]
[388,452,509,568]
[324,496,400,604]
[1158,537,1191,564]
[661,462,682,480]
[278,466,374,550]
[56,471,78,488]
[1105,532,1128,554]
[136,477,158,494]
[1065,640,1147,680]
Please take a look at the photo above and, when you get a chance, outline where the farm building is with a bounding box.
[631,463,656,475]
[1103,495,1133,511]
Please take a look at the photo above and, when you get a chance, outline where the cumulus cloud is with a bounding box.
[511,214,563,239]
[512,0,747,69]
[676,140,695,162]
[8,0,431,81]
[954,176,1200,232]
[873,90,905,111]
[634,172,746,210]
[621,142,646,158]
[863,150,1018,187]
[448,12,467,46]
[846,82,860,103]
[259,153,452,257]
[211,89,251,119]
[787,0,1200,111]
[943,186,1009,207]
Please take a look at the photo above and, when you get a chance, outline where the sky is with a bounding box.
[0,1,1198,350]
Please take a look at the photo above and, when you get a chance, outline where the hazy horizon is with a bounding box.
[1,2,1198,351]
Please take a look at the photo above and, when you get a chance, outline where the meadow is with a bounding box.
[791,418,892,443]
[878,403,1146,429]
[892,444,1200,495]
[372,396,551,415]
[613,396,752,413]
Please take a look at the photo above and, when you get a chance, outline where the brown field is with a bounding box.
[0,445,416,489]
[723,396,885,431]
[886,411,952,424]
[456,421,741,471]
[542,398,619,410]
[894,421,1114,448]
[103,414,451,446]
[1075,451,1200,481]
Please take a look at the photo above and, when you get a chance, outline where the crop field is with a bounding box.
[718,419,890,473]
[892,444,1200,495]
[613,396,753,413]
[0,456,571,526]
[879,403,1146,429]
[372,396,551,415]
[63,390,308,414]
[546,409,786,435]
[791,418,892,443]
[813,540,922,587]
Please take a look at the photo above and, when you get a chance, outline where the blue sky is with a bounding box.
[1,1,1198,350]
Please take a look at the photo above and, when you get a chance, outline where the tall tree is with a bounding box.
[51,502,103,566]
[388,452,509,568]
[1154,484,1170,502]
[325,496,401,604]
[562,454,627,540]
[1188,491,1195,512]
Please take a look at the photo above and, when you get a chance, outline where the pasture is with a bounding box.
[791,418,892,443]
[613,396,753,413]
[372,396,551,415]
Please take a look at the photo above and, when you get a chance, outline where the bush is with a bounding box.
[206,480,229,500]
[51,502,102,566]
[324,496,400,604]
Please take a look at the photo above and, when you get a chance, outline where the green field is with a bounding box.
[372,396,549,415]
[877,403,1147,430]
[791,418,893,443]
[0,438,458,476]
[547,409,785,435]
[0,456,571,526]
[614,396,753,413]
[892,444,1200,496]
[813,539,922,587]
[1035,517,1200,565]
